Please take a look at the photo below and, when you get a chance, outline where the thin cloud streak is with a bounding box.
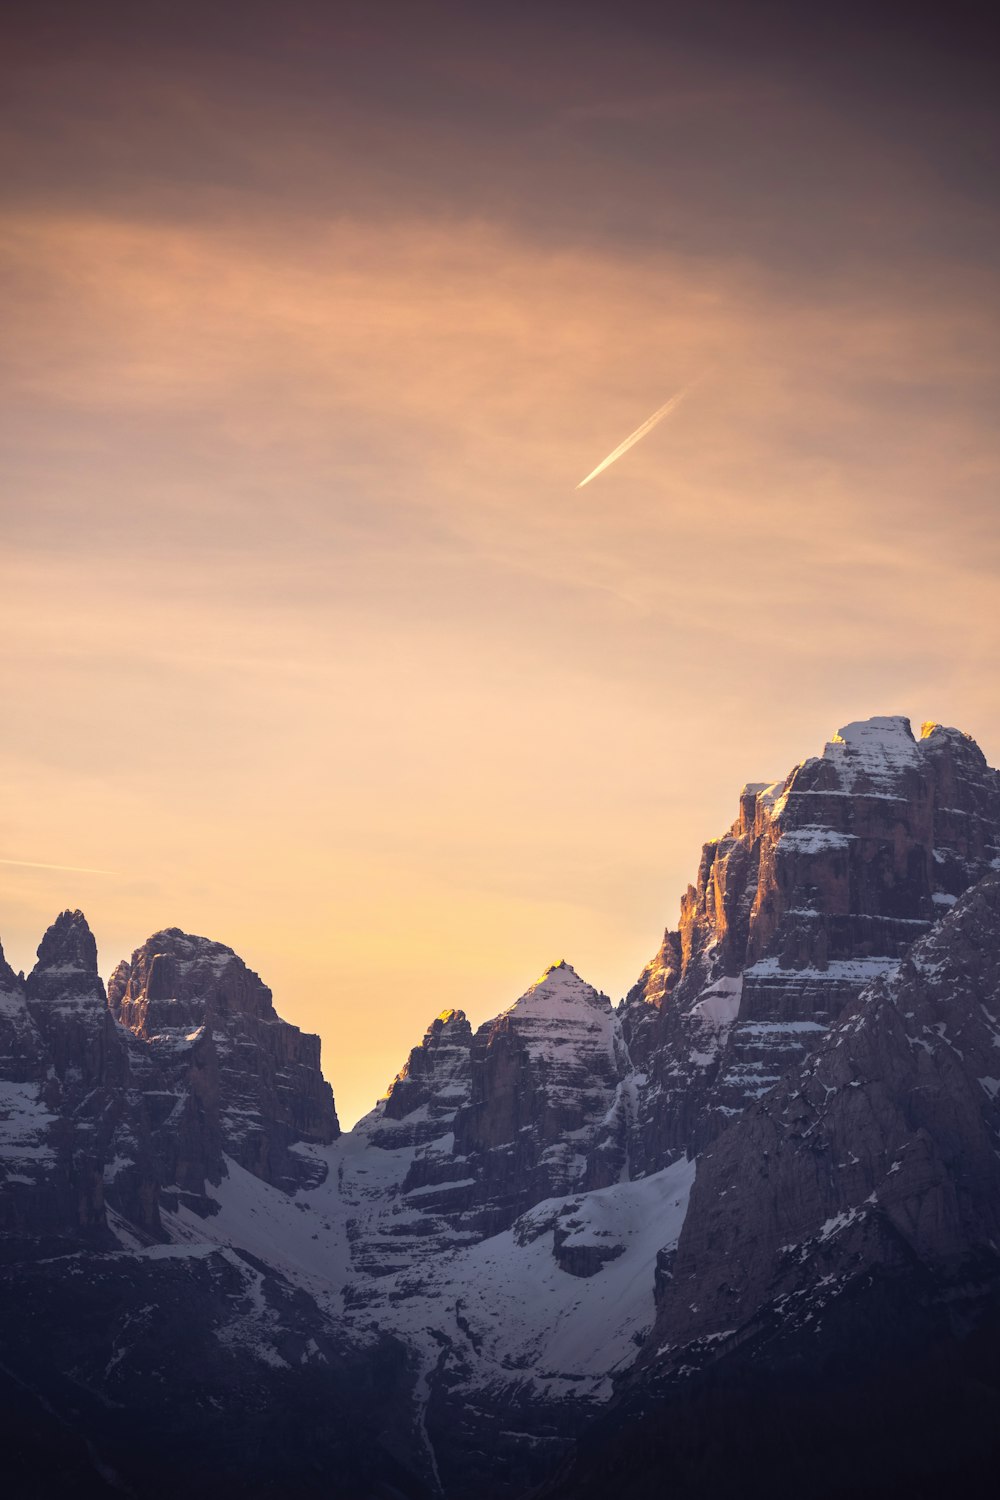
[0,858,116,877]
[575,383,694,489]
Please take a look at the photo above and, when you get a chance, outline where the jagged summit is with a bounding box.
[435,1006,466,1024]
[3,713,1000,1500]
[109,926,267,1036]
[623,712,1000,1168]
[0,935,23,995]
[502,958,610,1021]
[33,908,99,975]
[110,924,338,1186]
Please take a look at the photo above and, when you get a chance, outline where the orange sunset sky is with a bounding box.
[3,1,999,1125]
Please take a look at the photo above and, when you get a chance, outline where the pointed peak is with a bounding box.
[0,934,21,993]
[504,960,609,1020]
[919,720,983,749]
[434,1007,469,1026]
[419,1008,473,1047]
[34,910,98,974]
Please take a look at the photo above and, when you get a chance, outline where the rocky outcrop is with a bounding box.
[341,964,632,1289]
[110,928,339,1192]
[0,912,124,1250]
[539,871,1000,1500]
[377,1008,475,1144]
[452,962,629,1233]
[343,1009,478,1281]
[0,941,41,1084]
[651,870,1000,1364]
[624,718,1000,1170]
[1,916,342,1251]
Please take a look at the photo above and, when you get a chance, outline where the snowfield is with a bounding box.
[161,1138,696,1402]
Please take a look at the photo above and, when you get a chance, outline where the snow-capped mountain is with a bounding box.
[2,715,1000,1498]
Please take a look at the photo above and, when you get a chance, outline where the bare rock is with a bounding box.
[651,870,1000,1366]
[0,912,124,1250]
[625,717,1000,1171]
[452,962,629,1233]
[113,928,339,1192]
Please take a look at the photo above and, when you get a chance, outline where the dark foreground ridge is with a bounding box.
[2,716,1000,1497]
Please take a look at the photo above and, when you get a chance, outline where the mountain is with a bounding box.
[622,716,1000,1167]
[541,870,1000,1500]
[2,714,1000,1497]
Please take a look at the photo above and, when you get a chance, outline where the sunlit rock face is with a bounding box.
[378,1007,475,1142]
[110,928,339,1193]
[542,879,1000,1500]
[649,870,1000,1365]
[623,717,1000,1171]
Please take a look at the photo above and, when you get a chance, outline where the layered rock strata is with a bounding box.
[0,916,340,1252]
[344,1009,478,1280]
[624,718,1000,1169]
[341,965,632,1294]
[653,870,1000,1363]
[110,928,339,1192]
[0,911,125,1249]
[453,961,630,1232]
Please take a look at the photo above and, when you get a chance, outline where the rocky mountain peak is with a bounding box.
[32,909,99,977]
[624,713,1000,1170]
[651,870,1000,1364]
[820,714,922,790]
[0,912,123,1247]
[0,934,42,1085]
[25,910,111,1082]
[920,718,979,747]
[5,716,1000,1500]
[108,926,338,1194]
[379,1005,474,1129]
[443,961,629,1233]
[503,959,611,1021]
[0,937,21,994]
[110,927,276,1037]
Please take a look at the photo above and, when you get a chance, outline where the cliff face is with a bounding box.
[624,718,1000,1170]
[343,1009,478,1281]
[539,870,1000,1500]
[452,962,629,1231]
[342,964,631,1287]
[0,918,340,1252]
[110,928,339,1193]
[652,871,1000,1362]
[0,912,124,1250]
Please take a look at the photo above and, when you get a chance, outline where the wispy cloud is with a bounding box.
[0,858,116,877]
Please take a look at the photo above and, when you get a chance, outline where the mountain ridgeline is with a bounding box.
[2,716,1000,1498]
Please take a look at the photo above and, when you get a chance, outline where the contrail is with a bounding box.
[0,857,115,877]
[576,382,694,490]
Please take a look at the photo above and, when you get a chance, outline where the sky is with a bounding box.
[3,0,999,1126]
